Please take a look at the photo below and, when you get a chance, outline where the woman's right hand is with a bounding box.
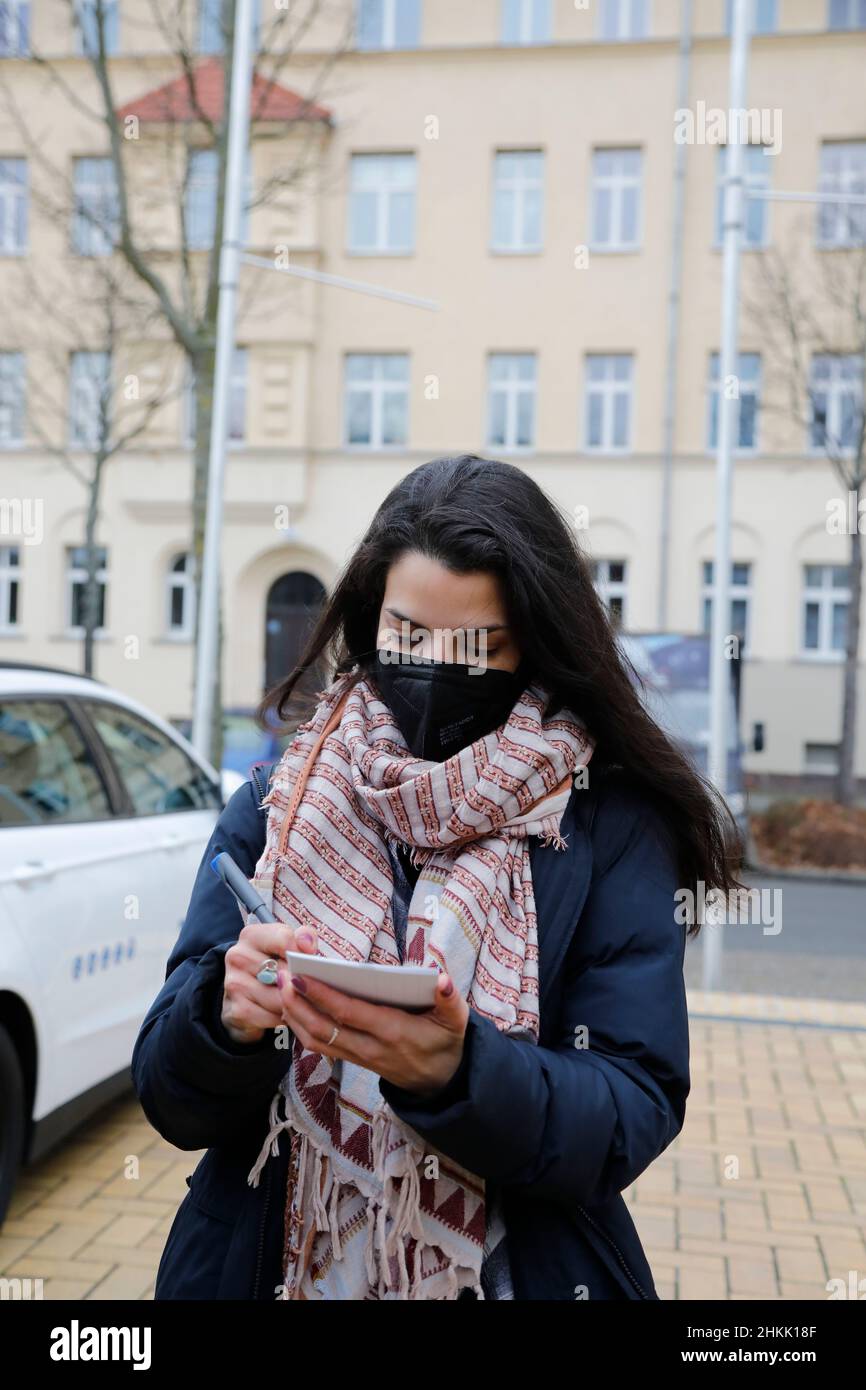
[221,921,317,1045]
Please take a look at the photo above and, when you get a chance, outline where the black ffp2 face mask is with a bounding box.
[373,652,528,761]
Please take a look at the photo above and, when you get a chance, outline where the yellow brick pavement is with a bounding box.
[1,990,864,1301]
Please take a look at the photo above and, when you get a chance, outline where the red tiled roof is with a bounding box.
[115,57,331,125]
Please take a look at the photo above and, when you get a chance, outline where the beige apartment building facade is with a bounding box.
[1,0,865,786]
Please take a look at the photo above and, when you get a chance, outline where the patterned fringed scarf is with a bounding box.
[246,668,594,1300]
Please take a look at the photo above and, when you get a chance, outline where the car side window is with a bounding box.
[0,700,111,827]
[84,702,220,815]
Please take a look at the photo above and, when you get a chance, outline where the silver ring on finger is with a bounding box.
[256,958,279,986]
[327,1024,340,1047]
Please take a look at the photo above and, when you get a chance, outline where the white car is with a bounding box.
[0,664,223,1223]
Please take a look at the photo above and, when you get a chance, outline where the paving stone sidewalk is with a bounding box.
[2,989,864,1301]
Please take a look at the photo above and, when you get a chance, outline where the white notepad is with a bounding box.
[284,950,439,1013]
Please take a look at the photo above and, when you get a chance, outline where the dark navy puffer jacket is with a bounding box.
[131,762,690,1301]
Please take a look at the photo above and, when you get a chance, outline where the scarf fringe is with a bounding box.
[261,1100,483,1301]
[247,1088,291,1188]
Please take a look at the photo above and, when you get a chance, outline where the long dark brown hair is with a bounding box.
[259,454,743,934]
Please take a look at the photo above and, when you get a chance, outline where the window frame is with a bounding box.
[0,544,21,631]
[0,157,28,256]
[486,352,538,452]
[828,0,866,29]
[0,351,25,446]
[65,543,109,638]
[701,559,753,653]
[723,0,778,35]
[343,352,410,450]
[591,557,629,625]
[71,156,119,257]
[355,0,421,50]
[589,147,643,253]
[800,562,851,660]
[347,152,417,256]
[706,350,761,455]
[816,140,866,250]
[0,0,30,56]
[490,149,545,255]
[166,552,196,640]
[596,0,651,41]
[807,352,864,457]
[583,353,635,454]
[714,144,771,251]
[501,0,553,45]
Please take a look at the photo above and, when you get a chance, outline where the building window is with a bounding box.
[0,546,20,630]
[72,157,119,257]
[0,158,27,254]
[167,553,195,639]
[487,353,536,450]
[707,351,761,452]
[804,742,840,774]
[590,148,642,251]
[585,354,633,452]
[186,348,247,444]
[724,0,777,33]
[74,0,119,55]
[808,354,863,454]
[66,545,108,634]
[198,0,260,53]
[591,559,628,625]
[0,0,30,55]
[501,0,552,44]
[185,149,218,251]
[0,352,25,445]
[356,0,421,49]
[817,141,866,248]
[344,353,409,448]
[829,0,866,27]
[701,561,752,652]
[184,147,251,251]
[715,144,771,249]
[802,564,850,656]
[491,150,544,253]
[348,153,416,254]
[597,0,650,40]
[69,351,111,450]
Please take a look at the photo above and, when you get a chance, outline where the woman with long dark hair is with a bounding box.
[133,454,741,1300]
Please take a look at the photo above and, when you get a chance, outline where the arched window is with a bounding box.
[167,553,195,639]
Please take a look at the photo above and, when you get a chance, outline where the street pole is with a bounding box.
[658,0,693,630]
[192,0,255,762]
[704,0,750,991]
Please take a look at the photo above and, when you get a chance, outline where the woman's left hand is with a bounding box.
[277,938,469,1098]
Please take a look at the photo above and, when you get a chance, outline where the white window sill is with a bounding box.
[345,248,416,258]
[344,442,408,453]
[795,650,846,664]
[588,244,642,255]
[489,246,544,257]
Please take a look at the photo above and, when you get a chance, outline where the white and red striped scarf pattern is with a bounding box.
[246,670,593,1299]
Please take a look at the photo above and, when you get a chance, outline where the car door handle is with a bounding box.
[159,833,186,851]
[12,860,55,884]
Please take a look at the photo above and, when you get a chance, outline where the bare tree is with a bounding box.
[7,254,179,676]
[746,212,866,805]
[0,0,346,762]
